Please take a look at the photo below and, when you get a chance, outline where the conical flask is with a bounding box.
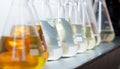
[0,37,1,52]
[93,0,99,12]
[33,0,62,60]
[69,0,87,53]
[92,0,95,6]
[94,0,115,42]
[28,0,49,60]
[52,0,77,57]
[84,0,101,46]
[80,0,96,49]
[0,0,46,69]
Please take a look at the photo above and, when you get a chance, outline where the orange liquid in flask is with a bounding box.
[0,26,46,69]
[36,25,49,60]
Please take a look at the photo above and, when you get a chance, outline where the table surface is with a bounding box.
[43,38,120,69]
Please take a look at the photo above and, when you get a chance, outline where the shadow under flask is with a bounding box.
[95,0,115,42]
[0,0,46,69]
[28,0,49,60]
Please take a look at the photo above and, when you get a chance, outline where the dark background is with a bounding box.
[106,0,120,36]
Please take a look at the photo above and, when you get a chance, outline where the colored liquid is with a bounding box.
[0,36,45,69]
[36,25,49,60]
[11,25,48,60]
[95,35,101,46]
[85,25,96,49]
[91,23,101,46]
[72,24,87,52]
[101,30,115,42]
[11,25,37,36]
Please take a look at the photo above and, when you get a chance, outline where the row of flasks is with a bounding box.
[33,0,115,60]
[0,0,115,69]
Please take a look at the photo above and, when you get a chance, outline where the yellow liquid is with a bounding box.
[11,25,37,36]
[94,35,101,46]
[72,24,88,52]
[36,25,49,60]
[0,52,45,69]
[85,25,96,49]
[101,30,115,42]
[11,25,49,60]
[91,23,101,46]
[0,36,45,69]
[62,43,69,54]
[72,24,77,35]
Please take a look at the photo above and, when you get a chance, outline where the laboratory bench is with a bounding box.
[43,37,120,69]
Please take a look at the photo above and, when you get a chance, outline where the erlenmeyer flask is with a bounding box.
[92,0,95,6]
[0,0,45,69]
[0,37,1,52]
[53,0,77,57]
[34,0,62,60]
[69,0,87,53]
[93,0,99,12]
[28,0,49,60]
[84,0,101,46]
[80,0,96,49]
[94,0,115,42]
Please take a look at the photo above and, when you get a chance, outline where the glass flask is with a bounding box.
[69,0,87,53]
[84,0,101,46]
[92,0,95,6]
[0,0,46,69]
[0,35,2,52]
[80,0,96,49]
[94,0,115,42]
[28,0,49,60]
[54,0,78,57]
[33,0,62,60]
[93,0,99,12]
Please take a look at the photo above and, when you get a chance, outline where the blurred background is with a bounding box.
[0,0,12,36]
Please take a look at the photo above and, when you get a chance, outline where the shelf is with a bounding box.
[43,38,120,69]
